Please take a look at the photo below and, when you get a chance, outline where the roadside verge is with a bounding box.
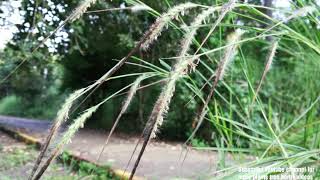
[0,125,144,180]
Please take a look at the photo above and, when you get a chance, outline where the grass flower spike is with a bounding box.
[141,2,199,50]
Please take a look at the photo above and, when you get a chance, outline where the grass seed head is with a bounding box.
[70,0,98,22]
[141,2,198,50]
[179,7,217,58]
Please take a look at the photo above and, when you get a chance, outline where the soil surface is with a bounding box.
[0,115,249,180]
[0,130,78,180]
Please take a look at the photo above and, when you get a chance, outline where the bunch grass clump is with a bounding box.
[24,1,320,180]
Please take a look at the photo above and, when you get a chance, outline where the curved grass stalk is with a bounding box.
[30,77,145,179]
[186,29,244,145]
[32,105,99,180]
[31,72,162,180]
[250,40,279,109]
[96,74,147,163]
[194,0,237,55]
[28,88,86,180]
[179,7,218,58]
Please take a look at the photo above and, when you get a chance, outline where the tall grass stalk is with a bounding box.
[194,0,236,55]
[127,5,241,176]
[251,40,278,107]
[186,29,244,144]
[32,105,99,180]
[69,2,200,121]
[28,88,85,180]
[96,75,146,163]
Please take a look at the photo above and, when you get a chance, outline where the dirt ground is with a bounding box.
[0,115,251,180]
[0,130,80,180]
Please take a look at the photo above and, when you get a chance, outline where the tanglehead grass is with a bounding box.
[23,1,320,179]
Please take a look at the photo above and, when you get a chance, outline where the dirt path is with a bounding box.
[0,130,79,180]
[0,115,247,180]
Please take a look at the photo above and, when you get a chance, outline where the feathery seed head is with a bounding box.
[265,41,278,72]
[70,0,97,22]
[61,105,98,145]
[218,29,244,80]
[131,5,151,13]
[179,7,217,58]
[149,79,176,138]
[55,88,86,125]
[141,2,198,50]
[149,55,201,139]
[122,74,146,110]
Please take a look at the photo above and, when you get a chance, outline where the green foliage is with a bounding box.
[60,151,119,180]
[0,146,36,170]
[0,95,24,116]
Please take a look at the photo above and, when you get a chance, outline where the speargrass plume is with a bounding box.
[96,74,147,163]
[131,4,151,13]
[32,105,99,180]
[150,55,201,138]
[186,29,244,143]
[70,0,98,22]
[252,40,279,105]
[194,0,237,55]
[28,88,85,180]
[129,54,200,179]
[61,105,99,145]
[217,29,244,80]
[179,7,217,58]
[55,88,86,124]
[141,2,198,50]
